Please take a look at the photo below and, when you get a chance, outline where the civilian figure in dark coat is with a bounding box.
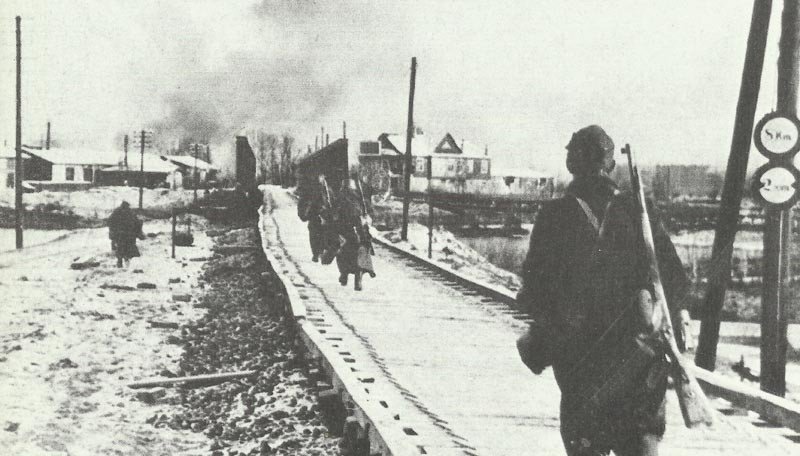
[334,177,375,291]
[517,125,689,456]
[108,201,145,268]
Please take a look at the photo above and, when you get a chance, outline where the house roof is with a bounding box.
[378,133,434,156]
[101,153,178,173]
[161,154,217,170]
[22,147,121,166]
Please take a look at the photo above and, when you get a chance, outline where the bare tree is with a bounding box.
[281,134,295,187]
[256,132,279,184]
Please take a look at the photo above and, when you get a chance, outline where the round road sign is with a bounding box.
[752,163,800,209]
[754,112,800,159]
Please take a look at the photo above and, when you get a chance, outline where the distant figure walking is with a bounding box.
[108,201,145,268]
[516,125,689,456]
[333,177,375,291]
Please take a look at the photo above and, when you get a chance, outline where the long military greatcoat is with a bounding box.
[333,187,375,277]
[519,175,689,451]
[108,205,144,260]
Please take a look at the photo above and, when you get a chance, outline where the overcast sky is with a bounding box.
[0,0,788,175]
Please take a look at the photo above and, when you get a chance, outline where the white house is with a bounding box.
[21,147,120,185]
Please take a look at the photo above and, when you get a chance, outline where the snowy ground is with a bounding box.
[0,187,198,220]
[0,218,214,455]
[379,223,522,293]
[0,228,72,252]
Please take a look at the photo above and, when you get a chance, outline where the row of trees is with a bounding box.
[255,132,296,187]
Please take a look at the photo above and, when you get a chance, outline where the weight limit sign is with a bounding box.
[752,163,800,209]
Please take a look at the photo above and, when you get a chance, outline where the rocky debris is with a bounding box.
[18,276,28,282]
[149,320,179,329]
[137,282,157,290]
[150,227,340,455]
[4,421,19,433]
[133,269,144,274]
[135,388,167,405]
[169,277,182,284]
[100,283,136,291]
[172,294,192,302]
[69,310,116,321]
[50,358,78,369]
[71,257,101,270]
[3,344,22,354]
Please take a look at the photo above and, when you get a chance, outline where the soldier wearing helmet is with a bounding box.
[516,125,689,456]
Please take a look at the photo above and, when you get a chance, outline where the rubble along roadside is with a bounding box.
[146,226,341,456]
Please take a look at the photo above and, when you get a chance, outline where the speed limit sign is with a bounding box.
[754,112,800,160]
[752,163,800,209]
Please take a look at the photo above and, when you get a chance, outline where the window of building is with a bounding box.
[480,160,489,174]
[415,158,426,174]
[65,167,75,181]
[83,167,94,182]
[6,173,13,188]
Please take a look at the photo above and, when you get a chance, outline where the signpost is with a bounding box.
[15,16,23,249]
[132,130,154,209]
[752,109,800,396]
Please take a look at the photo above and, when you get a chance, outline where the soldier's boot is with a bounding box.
[312,254,319,262]
[339,274,348,286]
[116,256,123,268]
[354,272,363,291]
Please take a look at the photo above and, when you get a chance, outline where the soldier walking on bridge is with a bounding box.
[333,176,376,291]
[298,175,334,262]
[516,125,689,456]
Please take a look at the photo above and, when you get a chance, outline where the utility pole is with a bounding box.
[15,16,23,249]
[696,0,773,370]
[123,134,129,169]
[139,130,145,209]
[343,121,347,139]
[761,0,799,397]
[45,121,50,150]
[427,155,433,258]
[193,143,199,204]
[401,57,417,241]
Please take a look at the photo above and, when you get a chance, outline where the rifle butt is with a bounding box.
[670,354,715,427]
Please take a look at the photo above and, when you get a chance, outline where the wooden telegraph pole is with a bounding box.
[401,57,417,241]
[760,0,800,397]
[14,16,23,249]
[139,130,145,209]
[696,0,773,370]
[124,134,129,169]
[193,143,199,204]
[427,155,433,258]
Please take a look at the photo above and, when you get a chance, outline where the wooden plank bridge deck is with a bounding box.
[260,185,799,456]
